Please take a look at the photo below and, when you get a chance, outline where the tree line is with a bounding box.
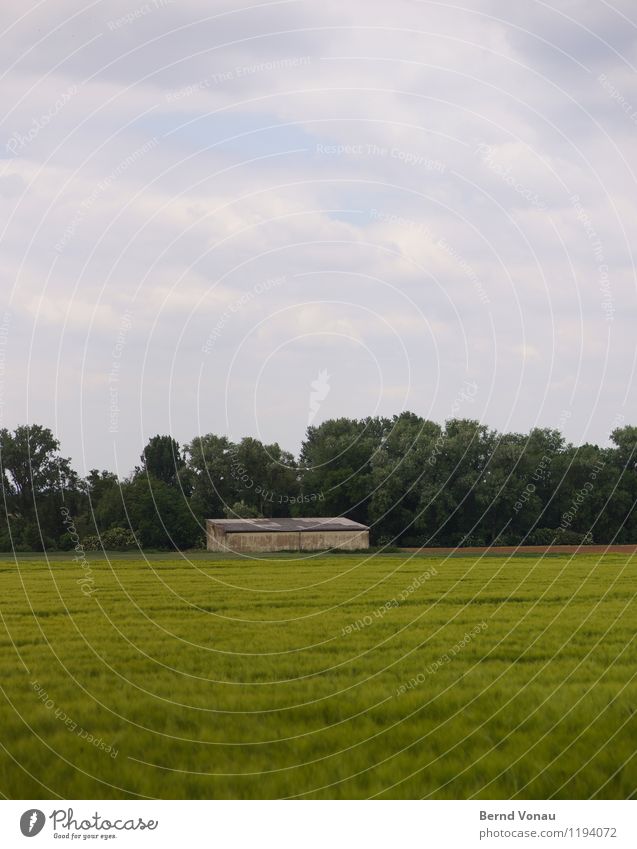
[1,415,636,551]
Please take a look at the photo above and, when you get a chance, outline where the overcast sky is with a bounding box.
[1,0,636,475]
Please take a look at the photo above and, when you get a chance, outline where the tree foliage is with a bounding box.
[1,418,636,551]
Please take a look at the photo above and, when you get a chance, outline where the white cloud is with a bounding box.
[1,0,636,469]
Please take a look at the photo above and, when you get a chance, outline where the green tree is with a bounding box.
[369,413,440,543]
[0,425,75,511]
[299,416,389,524]
[183,434,238,522]
[123,476,200,550]
[141,435,185,487]
[231,437,299,517]
[0,425,77,550]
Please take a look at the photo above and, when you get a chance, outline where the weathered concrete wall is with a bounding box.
[299,530,369,551]
[206,522,369,552]
[223,531,300,553]
[206,522,226,552]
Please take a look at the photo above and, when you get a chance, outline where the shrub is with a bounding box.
[58,532,78,551]
[374,534,396,548]
[528,527,594,545]
[459,535,486,547]
[400,535,428,547]
[83,528,138,551]
[224,501,262,519]
[492,532,517,546]
[527,527,557,545]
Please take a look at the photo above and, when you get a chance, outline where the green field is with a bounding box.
[0,551,636,799]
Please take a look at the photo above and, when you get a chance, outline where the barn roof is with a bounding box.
[208,517,369,533]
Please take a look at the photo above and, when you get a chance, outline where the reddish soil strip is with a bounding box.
[402,544,637,556]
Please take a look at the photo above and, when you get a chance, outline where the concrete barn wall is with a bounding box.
[299,530,369,551]
[206,522,224,551]
[206,523,369,552]
[225,532,300,552]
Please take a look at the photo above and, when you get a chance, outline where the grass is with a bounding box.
[0,550,636,799]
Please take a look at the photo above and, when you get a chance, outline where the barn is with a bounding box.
[206,517,370,553]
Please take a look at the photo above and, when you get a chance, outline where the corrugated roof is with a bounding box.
[207,517,369,533]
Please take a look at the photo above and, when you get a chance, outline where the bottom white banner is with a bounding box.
[0,800,634,849]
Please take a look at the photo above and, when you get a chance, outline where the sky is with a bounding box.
[0,0,636,476]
